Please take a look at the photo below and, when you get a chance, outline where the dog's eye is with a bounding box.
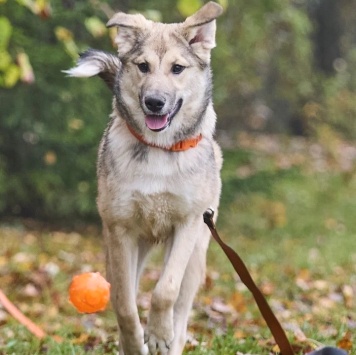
[171,64,185,74]
[137,62,149,73]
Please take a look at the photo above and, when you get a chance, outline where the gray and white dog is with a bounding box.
[65,2,223,354]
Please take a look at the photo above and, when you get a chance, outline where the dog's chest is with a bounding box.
[131,191,188,241]
[99,134,211,241]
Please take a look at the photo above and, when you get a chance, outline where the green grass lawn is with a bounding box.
[0,134,355,354]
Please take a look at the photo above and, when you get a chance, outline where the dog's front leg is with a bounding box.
[144,217,203,355]
[104,224,148,355]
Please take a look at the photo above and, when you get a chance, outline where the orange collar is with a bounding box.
[126,123,202,152]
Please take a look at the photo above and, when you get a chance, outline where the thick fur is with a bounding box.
[66,2,223,354]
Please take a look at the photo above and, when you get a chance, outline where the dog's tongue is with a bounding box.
[145,114,168,131]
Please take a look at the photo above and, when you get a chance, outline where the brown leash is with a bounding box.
[203,208,295,355]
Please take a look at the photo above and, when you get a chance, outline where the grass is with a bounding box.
[0,133,355,354]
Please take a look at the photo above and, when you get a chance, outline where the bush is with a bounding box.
[0,1,113,220]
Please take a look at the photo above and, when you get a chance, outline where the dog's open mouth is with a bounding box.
[145,99,183,132]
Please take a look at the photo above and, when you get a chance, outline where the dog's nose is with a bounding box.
[144,96,166,113]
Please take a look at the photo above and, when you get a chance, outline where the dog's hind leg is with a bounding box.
[136,238,153,293]
[168,232,210,355]
[104,224,148,355]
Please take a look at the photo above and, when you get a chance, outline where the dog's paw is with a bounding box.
[141,343,149,355]
[119,342,148,355]
[144,310,174,355]
[144,333,172,355]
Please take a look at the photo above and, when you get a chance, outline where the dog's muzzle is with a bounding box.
[143,98,183,132]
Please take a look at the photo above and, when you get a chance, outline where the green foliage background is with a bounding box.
[0,0,356,221]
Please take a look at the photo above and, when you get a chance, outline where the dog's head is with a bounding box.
[65,2,223,146]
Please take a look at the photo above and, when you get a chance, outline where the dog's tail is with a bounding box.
[63,49,120,91]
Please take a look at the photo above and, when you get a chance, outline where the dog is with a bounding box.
[65,2,223,354]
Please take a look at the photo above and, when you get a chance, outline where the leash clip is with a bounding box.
[203,207,215,229]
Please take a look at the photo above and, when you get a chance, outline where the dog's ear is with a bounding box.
[183,2,223,61]
[107,13,147,56]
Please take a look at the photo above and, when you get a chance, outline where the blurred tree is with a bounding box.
[212,0,314,134]
[305,0,356,139]
[0,0,355,221]
[0,0,114,221]
[310,0,343,74]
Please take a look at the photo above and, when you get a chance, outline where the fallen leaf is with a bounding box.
[23,283,39,297]
[342,285,354,308]
[337,331,353,351]
[229,291,247,313]
[211,298,233,314]
[234,329,248,339]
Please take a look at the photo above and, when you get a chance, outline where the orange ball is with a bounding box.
[69,272,111,313]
